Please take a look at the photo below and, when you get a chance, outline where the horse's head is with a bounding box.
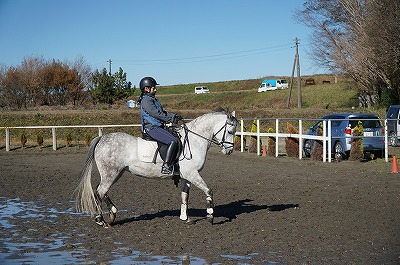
[213,110,238,155]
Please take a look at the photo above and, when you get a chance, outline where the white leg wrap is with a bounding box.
[180,204,188,221]
[111,206,117,214]
[207,207,214,215]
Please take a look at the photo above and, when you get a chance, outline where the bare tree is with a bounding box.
[297,0,400,106]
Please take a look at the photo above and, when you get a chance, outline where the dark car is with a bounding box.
[386,105,400,146]
[303,113,385,160]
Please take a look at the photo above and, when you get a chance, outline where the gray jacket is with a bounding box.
[140,93,176,132]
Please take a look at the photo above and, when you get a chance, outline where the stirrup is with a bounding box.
[161,164,173,175]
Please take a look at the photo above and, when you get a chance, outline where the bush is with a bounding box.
[66,132,73,147]
[311,122,324,161]
[285,122,299,157]
[84,133,91,147]
[36,134,44,147]
[266,127,276,156]
[20,132,27,148]
[248,119,260,153]
[349,120,364,161]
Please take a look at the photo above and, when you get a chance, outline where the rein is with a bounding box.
[180,118,236,159]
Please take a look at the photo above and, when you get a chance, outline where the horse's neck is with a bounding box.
[185,114,221,139]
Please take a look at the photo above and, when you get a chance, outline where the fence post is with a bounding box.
[275,119,279,157]
[322,120,327,162]
[385,119,388,162]
[257,119,261,155]
[98,127,103,136]
[328,120,332,162]
[6,128,10,152]
[240,120,244,152]
[299,120,303,159]
[52,127,57,150]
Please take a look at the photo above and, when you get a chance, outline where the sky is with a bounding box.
[0,0,319,86]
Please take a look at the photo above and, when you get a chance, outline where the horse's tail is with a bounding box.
[74,136,102,215]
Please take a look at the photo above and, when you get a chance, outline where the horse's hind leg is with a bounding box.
[94,190,109,228]
[104,194,118,223]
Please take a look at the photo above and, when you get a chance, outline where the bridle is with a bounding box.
[180,117,237,159]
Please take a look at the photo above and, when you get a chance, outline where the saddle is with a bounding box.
[142,127,182,187]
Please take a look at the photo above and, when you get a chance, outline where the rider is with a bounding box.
[138,76,183,175]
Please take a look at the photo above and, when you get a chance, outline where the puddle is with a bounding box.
[0,197,281,264]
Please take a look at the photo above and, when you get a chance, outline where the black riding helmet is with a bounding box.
[139,77,159,92]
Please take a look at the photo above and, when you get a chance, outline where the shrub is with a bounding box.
[20,132,27,148]
[233,135,244,151]
[248,119,260,153]
[311,122,324,161]
[285,122,299,157]
[266,127,276,156]
[66,132,73,147]
[84,133,91,147]
[349,120,364,161]
[36,134,44,147]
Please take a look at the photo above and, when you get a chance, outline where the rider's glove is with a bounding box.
[174,114,183,123]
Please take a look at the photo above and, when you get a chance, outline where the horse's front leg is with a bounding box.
[205,189,214,224]
[182,172,214,224]
[180,179,190,222]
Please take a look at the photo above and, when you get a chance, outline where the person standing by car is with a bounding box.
[138,77,183,175]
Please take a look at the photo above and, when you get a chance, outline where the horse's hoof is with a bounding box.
[109,213,116,223]
[207,214,214,225]
[103,223,111,229]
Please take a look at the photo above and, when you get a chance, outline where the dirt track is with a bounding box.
[1,146,400,264]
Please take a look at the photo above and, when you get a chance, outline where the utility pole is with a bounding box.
[107,59,112,75]
[287,38,302,109]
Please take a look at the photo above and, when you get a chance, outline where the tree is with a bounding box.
[0,56,90,108]
[297,0,400,106]
[2,67,25,108]
[90,67,133,104]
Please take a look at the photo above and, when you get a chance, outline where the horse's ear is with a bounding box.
[231,111,236,117]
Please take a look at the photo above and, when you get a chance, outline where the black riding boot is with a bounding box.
[161,141,177,175]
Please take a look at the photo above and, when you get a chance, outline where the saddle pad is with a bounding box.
[137,138,158,163]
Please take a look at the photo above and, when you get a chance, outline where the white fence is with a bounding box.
[0,118,390,163]
[1,124,140,152]
[236,118,389,163]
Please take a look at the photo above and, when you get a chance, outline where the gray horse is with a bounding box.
[74,109,237,227]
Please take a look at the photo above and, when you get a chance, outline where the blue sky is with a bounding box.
[0,0,318,86]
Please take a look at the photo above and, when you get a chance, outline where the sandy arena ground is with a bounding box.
[1,145,400,264]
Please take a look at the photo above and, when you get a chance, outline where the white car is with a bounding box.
[195,86,210,94]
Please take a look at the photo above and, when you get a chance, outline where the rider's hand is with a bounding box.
[174,114,183,123]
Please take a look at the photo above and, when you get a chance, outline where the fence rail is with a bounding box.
[0,124,141,151]
[0,118,390,163]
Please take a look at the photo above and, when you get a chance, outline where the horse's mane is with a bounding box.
[185,108,231,130]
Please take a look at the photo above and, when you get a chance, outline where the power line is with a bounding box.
[113,44,293,65]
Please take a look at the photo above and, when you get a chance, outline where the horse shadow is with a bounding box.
[112,199,299,226]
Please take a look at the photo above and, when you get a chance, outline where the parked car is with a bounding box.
[386,105,400,146]
[303,113,385,160]
[194,86,210,94]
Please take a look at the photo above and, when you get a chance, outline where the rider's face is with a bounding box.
[145,86,157,94]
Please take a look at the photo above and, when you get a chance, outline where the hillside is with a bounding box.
[0,74,386,126]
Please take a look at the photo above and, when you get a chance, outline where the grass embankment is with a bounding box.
[0,74,387,148]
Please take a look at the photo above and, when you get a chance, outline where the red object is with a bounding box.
[262,145,267,157]
[344,128,352,135]
[392,156,399,173]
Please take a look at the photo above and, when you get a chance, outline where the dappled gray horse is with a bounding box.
[74,110,237,227]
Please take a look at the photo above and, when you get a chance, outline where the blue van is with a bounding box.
[258,79,288,92]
